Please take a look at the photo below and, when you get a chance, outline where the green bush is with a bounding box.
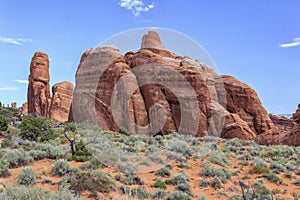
[261,173,282,185]
[292,179,300,186]
[2,149,33,168]
[34,143,66,159]
[175,183,192,196]
[0,115,8,131]
[166,190,191,200]
[153,179,167,190]
[209,151,231,167]
[68,171,112,196]
[210,177,222,189]
[250,165,270,174]
[156,166,171,177]
[0,159,9,177]
[19,116,55,141]
[199,178,209,187]
[171,171,190,185]
[200,165,231,183]
[131,186,151,199]
[18,167,38,185]
[52,159,73,176]
[198,194,207,200]
[0,185,84,200]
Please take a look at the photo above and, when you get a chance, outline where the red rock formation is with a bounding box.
[27,52,51,117]
[256,105,300,146]
[269,114,293,131]
[49,81,74,122]
[71,31,274,140]
[21,102,28,115]
[220,75,274,135]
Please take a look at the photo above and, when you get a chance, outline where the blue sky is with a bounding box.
[0,0,299,114]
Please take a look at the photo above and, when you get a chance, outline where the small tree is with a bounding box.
[64,122,78,155]
[0,115,8,132]
[19,116,54,141]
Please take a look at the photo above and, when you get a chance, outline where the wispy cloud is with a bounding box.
[15,80,28,84]
[279,38,300,48]
[0,87,18,91]
[119,0,155,16]
[0,36,33,46]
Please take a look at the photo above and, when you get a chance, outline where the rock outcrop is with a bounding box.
[220,75,274,135]
[27,52,73,122]
[49,81,74,122]
[256,105,300,146]
[21,102,28,115]
[269,114,293,131]
[27,52,51,117]
[71,31,274,140]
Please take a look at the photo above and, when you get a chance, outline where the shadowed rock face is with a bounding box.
[27,52,51,117]
[71,31,275,140]
[49,81,74,122]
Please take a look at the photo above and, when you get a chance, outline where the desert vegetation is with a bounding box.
[0,107,299,199]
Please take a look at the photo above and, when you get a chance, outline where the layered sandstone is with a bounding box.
[71,31,274,139]
[27,52,51,117]
[49,81,74,122]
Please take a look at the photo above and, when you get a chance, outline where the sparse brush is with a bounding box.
[18,167,38,186]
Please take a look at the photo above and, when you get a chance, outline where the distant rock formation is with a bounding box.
[269,114,293,131]
[27,52,51,117]
[21,102,28,115]
[256,105,300,146]
[27,52,73,122]
[49,81,74,122]
[71,31,274,140]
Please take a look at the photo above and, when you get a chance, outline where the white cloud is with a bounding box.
[0,36,33,46]
[279,37,300,48]
[0,87,18,91]
[15,80,28,84]
[119,0,155,16]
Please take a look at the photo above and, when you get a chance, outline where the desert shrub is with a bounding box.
[153,189,167,199]
[166,190,191,200]
[122,175,144,185]
[52,159,73,176]
[119,184,131,195]
[0,158,9,177]
[198,194,207,200]
[250,165,270,174]
[131,186,151,199]
[18,167,38,185]
[147,151,165,164]
[210,177,222,189]
[0,185,83,200]
[261,145,294,161]
[175,183,192,196]
[34,143,66,159]
[114,173,122,181]
[19,115,56,142]
[93,169,116,190]
[68,171,111,196]
[0,115,8,131]
[292,179,300,186]
[156,167,171,178]
[167,139,192,157]
[252,157,266,166]
[200,165,231,183]
[209,151,231,167]
[171,171,190,185]
[269,162,285,174]
[261,173,282,185]
[153,179,167,190]
[68,140,92,162]
[2,149,33,168]
[199,178,209,187]
[119,127,131,136]
[28,150,47,160]
[118,162,138,176]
